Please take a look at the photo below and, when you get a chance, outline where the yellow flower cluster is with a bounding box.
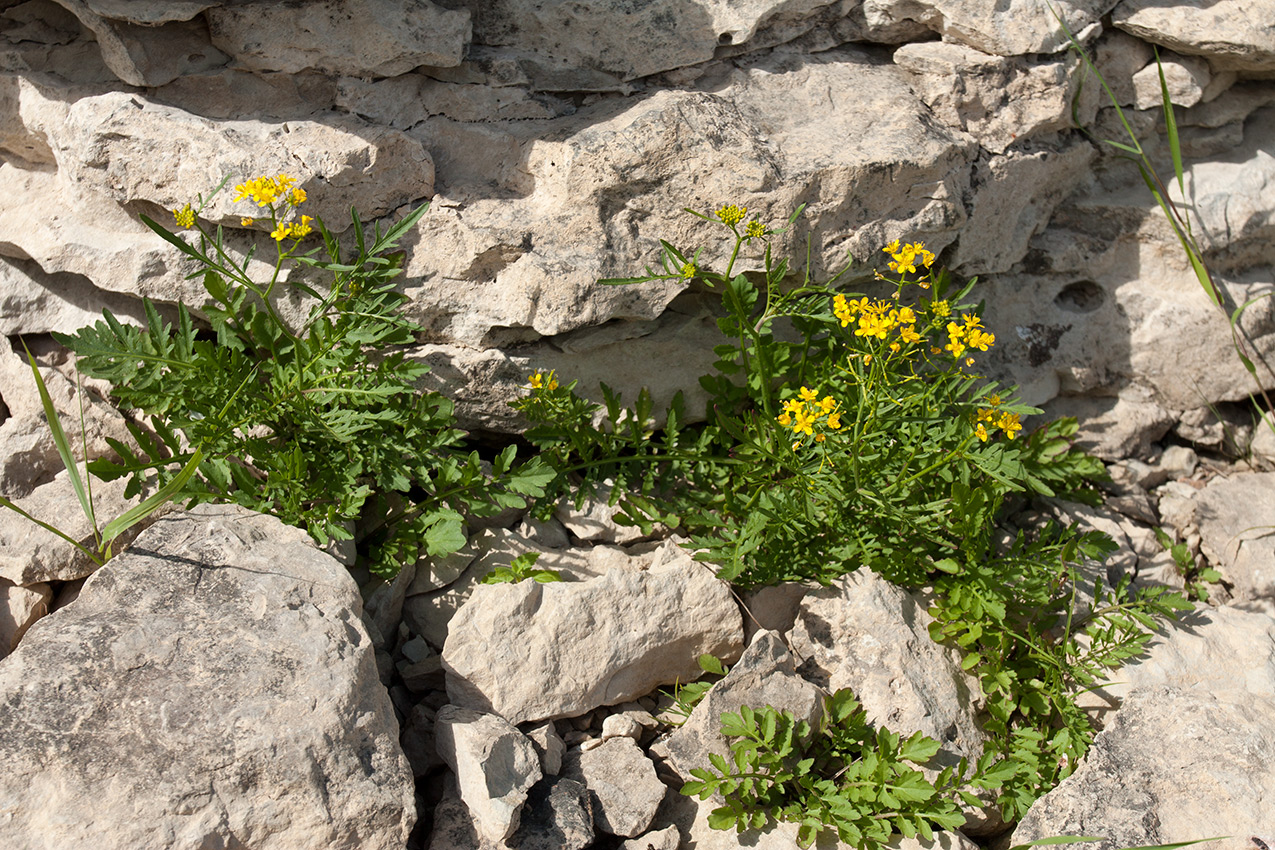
[233,173,300,208]
[778,386,843,446]
[716,204,747,227]
[943,314,995,359]
[884,239,936,276]
[172,203,196,229]
[528,371,558,391]
[679,262,698,280]
[744,220,766,239]
[973,396,1022,441]
[833,295,922,350]
[270,214,313,242]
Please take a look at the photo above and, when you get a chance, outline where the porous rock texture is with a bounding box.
[0,0,1267,449]
[442,541,743,724]
[1011,686,1275,850]
[0,503,415,849]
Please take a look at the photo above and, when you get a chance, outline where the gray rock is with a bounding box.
[1078,604,1275,724]
[790,569,988,769]
[1112,0,1275,72]
[401,47,978,347]
[0,504,415,849]
[0,576,49,657]
[1012,686,1275,850]
[403,526,659,649]
[570,736,667,837]
[206,0,471,77]
[525,720,566,776]
[0,469,141,585]
[1039,389,1176,461]
[553,480,649,544]
[865,0,1107,55]
[443,544,742,724]
[895,42,1083,153]
[1194,472,1275,607]
[445,0,839,82]
[0,254,148,337]
[435,705,543,843]
[511,776,595,850]
[49,0,229,86]
[657,630,824,782]
[622,824,681,850]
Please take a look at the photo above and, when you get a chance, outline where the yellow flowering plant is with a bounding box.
[515,204,1188,836]
[56,176,551,578]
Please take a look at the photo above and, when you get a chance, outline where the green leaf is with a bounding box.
[101,447,206,548]
[24,343,96,533]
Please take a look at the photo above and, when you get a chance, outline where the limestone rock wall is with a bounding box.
[1,0,1273,450]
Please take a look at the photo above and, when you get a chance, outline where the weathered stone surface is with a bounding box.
[895,42,1083,153]
[865,0,1108,56]
[790,570,988,768]
[569,736,667,837]
[1112,0,1275,72]
[951,142,1094,274]
[0,162,207,307]
[525,720,566,776]
[511,776,595,850]
[0,576,49,656]
[409,294,722,431]
[1193,472,1275,606]
[0,255,147,336]
[1078,604,1275,723]
[0,469,141,584]
[403,48,976,347]
[336,73,572,129]
[1012,686,1275,850]
[51,0,229,86]
[60,0,224,24]
[0,335,131,499]
[1038,389,1176,461]
[55,91,432,228]
[403,526,659,649]
[0,504,415,849]
[206,0,470,78]
[1130,51,1215,110]
[435,705,543,843]
[443,543,742,724]
[622,824,681,850]
[554,481,649,545]
[449,0,840,82]
[657,630,824,781]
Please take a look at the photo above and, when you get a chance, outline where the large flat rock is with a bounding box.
[0,504,415,849]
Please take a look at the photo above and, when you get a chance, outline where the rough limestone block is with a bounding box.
[657,629,824,782]
[570,736,667,837]
[1012,686,1275,850]
[790,569,988,769]
[443,544,742,724]
[1194,472,1275,606]
[0,503,415,849]
[435,705,543,843]
[1113,0,1275,72]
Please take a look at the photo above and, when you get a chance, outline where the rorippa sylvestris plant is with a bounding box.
[514,204,1189,845]
[55,175,551,578]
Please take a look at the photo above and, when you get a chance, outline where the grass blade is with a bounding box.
[0,494,103,566]
[23,342,97,535]
[101,447,205,548]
